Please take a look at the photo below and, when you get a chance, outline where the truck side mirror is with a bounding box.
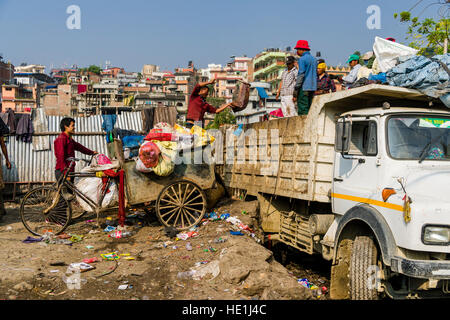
[335,120,351,153]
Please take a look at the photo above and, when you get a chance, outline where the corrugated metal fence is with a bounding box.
[2,112,143,184]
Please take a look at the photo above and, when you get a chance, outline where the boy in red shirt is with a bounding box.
[54,117,98,183]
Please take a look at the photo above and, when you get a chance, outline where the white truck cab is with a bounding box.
[332,106,450,299]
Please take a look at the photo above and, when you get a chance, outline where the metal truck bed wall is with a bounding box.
[216,84,435,203]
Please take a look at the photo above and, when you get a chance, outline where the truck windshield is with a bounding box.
[387,116,450,161]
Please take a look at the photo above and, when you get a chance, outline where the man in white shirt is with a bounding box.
[276,56,298,117]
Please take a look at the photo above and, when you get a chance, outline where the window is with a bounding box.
[348,121,377,156]
[387,116,450,161]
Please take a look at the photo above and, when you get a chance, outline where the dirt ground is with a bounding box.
[0,198,330,300]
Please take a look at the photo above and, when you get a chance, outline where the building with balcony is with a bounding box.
[1,83,39,112]
[101,67,124,78]
[253,49,289,94]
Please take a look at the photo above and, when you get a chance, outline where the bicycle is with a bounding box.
[20,156,116,236]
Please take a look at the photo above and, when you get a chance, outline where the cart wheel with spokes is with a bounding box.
[156,180,207,231]
[20,186,72,236]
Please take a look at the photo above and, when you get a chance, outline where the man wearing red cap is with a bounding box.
[293,40,317,115]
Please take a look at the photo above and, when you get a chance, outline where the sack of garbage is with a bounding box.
[152,140,178,177]
[135,158,153,173]
[86,154,120,172]
[386,54,450,99]
[139,141,160,168]
[230,81,250,112]
[144,129,174,142]
[75,168,118,212]
[373,36,418,73]
[190,125,215,147]
[154,122,176,133]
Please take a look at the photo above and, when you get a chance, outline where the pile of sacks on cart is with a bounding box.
[73,123,216,212]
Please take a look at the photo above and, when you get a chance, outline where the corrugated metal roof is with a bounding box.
[2,111,143,183]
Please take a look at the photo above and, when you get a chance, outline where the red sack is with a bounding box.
[144,129,174,142]
[139,141,160,168]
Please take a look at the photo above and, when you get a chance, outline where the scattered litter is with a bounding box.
[213,237,227,243]
[49,261,66,266]
[22,236,43,243]
[88,230,100,234]
[230,231,244,236]
[241,210,248,215]
[56,233,71,239]
[177,270,196,280]
[103,226,116,232]
[67,262,95,273]
[86,245,94,249]
[69,234,84,243]
[119,253,135,260]
[186,242,193,251]
[100,252,120,260]
[118,284,128,290]
[49,270,60,273]
[82,257,100,264]
[6,226,12,231]
[85,220,96,223]
[164,226,178,238]
[194,261,209,267]
[192,260,220,281]
[108,231,132,239]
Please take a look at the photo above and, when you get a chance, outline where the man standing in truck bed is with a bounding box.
[293,39,317,115]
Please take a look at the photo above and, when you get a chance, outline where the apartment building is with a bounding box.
[253,48,289,94]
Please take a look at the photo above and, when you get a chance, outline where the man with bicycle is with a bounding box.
[54,118,98,189]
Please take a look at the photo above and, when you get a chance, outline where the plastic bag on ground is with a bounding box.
[192,260,220,280]
[373,36,418,73]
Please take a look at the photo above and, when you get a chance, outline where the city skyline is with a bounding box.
[0,0,445,72]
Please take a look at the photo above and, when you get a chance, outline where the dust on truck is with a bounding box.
[215,84,450,299]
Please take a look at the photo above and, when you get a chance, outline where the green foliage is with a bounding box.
[395,10,449,55]
[206,97,225,107]
[61,75,67,84]
[87,65,102,75]
[205,107,236,130]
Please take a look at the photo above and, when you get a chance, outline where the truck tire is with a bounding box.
[350,236,379,300]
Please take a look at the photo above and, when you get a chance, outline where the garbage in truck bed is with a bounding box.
[135,122,215,175]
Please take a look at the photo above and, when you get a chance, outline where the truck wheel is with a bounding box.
[350,236,379,300]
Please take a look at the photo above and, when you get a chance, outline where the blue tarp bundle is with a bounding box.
[386,54,450,102]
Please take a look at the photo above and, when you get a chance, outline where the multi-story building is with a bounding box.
[141,64,160,80]
[0,60,14,86]
[2,72,55,113]
[14,64,45,74]
[41,84,74,116]
[101,67,124,78]
[253,49,289,94]
[50,68,78,83]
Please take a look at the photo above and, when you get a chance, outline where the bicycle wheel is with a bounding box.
[20,186,72,236]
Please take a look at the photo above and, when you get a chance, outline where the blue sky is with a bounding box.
[0,0,446,72]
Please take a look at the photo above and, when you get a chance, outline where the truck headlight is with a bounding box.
[422,225,450,245]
